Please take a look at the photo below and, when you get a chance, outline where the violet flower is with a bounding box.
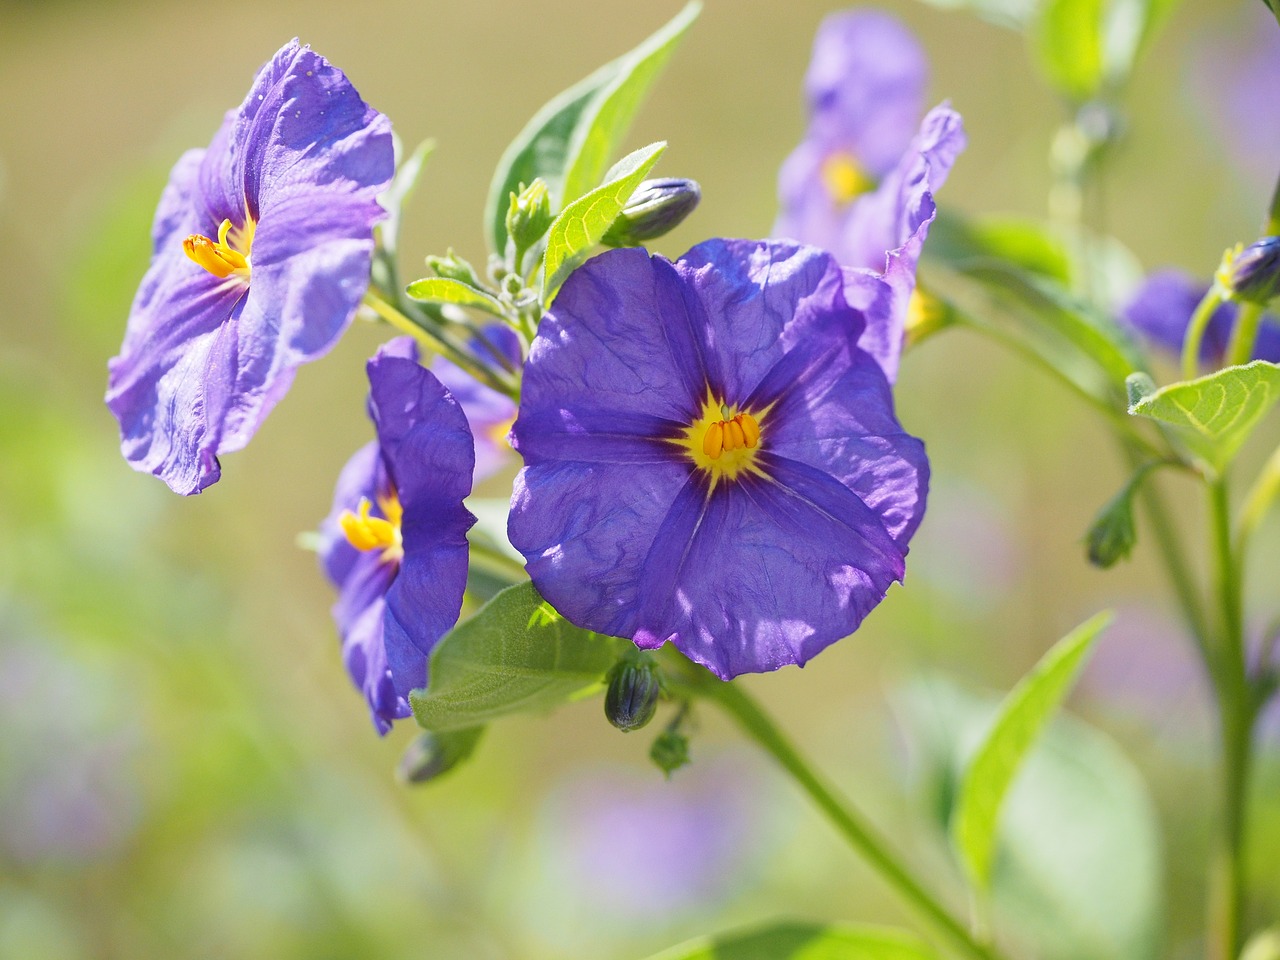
[508,240,927,680]
[107,40,393,495]
[775,10,965,383]
[430,325,521,482]
[319,339,476,734]
[1122,270,1280,366]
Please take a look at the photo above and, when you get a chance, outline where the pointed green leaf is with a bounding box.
[1032,0,1106,101]
[404,277,505,316]
[640,922,938,960]
[558,2,700,208]
[1127,360,1280,471]
[379,138,435,255]
[484,2,699,253]
[540,141,666,305]
[951,611,1112,889]
[410,582,626,732]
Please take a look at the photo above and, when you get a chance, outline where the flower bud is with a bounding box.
[604,658,661,732]
[1220,237,1280,305]
[396,727,484,785]
[602,178,702,248]
[649,729,690,778]
[1085,484,1138,569]
[426,248,482,288]
[506,179,553,266]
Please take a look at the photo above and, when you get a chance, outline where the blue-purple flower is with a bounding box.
[319,339,476,734]
[774,10,965,382]
[1122,270,1280,366]
[430,325,522,482]
[508,239,928,680]
[107,40,394,495]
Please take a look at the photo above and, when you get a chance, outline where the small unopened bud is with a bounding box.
[426,248,482,288]
[604,658,661,732]
[396,727,484,785]
[506,179,553,267]
[649,729,690,778]
[1085,482,1140,569]
[603,178,701,248]
[1220,237,1280,305]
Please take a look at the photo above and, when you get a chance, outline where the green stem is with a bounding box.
[688,674,1005,960]
[1206,477,1256,960]
[1225,302,1266,369]
[362,290,519,399]
[1182,288,1225,382]
[1237,443,1280,550]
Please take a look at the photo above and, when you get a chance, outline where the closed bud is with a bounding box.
[1085,484,1138,569]
[396,727,484,785]
[426,248,482,288]
[604,658,661,732]
[649,729,690,778]
[603,178,701,248]
[1221,237,1280,305]
[506,179,553,266]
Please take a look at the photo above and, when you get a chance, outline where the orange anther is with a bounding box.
[702,421,725,460]
[739,413,760,448]
[725,418,746,451]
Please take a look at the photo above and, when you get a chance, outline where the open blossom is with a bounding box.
[319,339,475,734]
[774,10,965,382]
[1122,270,1280,366]
[107,40,393,494]
[508,240,927,680]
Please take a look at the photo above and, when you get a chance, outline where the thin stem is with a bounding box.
[1182,288,1224,382]
[362,290,519,399]
[1238,443,1280,550]
[686,673,1006,960]
[1226,302,1266,369]
[1206,477,1256,960]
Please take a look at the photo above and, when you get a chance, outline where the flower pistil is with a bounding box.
[182,216,255,280]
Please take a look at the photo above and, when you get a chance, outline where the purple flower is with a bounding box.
[1122,270,1280,366]
[319,339,476,734]
[507,239,928,680]
[107,40,394,495]
[774,10,965,383]
[430,325,522,482]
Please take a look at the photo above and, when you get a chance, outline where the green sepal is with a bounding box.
[410,582,627,732]
[426,249,483,288]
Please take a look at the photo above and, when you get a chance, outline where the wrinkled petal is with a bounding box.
[510,241,926,678]
[1123,270,1280,365]
[107,39,394,494]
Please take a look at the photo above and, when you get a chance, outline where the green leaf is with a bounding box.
[483,2,699,253]
[410,582,626,732]
[558,2,700,210]
[926,212,1071,282]
[1127,361,1280,471]
[1032,0,1106,101]
[404,277,505,316]
[540,141,666,304]
[640,922,939,960]
[951,611,1112,889]
[896,677,1163,960]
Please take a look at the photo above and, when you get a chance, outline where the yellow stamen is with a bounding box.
[183,215,255,281]
[677,393,765,483]
[821,151,875,205]
[339,493,404,563]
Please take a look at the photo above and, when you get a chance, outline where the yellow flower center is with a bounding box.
[674,394,767,484]
[821,151,875,205]
[339,491,404,564]
[183,216,256,280]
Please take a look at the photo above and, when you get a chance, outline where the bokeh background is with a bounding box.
[1,0,1278,957]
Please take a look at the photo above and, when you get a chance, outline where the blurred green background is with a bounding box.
[1,0,1277,957]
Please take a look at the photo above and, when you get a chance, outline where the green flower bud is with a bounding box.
[506,179,553,267]
[1085,483,1139,569]
[426,248,482,288]
[604,658,661,732]
[396,727,484,785]
[602,178,701,248]
[649,729,690,778]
